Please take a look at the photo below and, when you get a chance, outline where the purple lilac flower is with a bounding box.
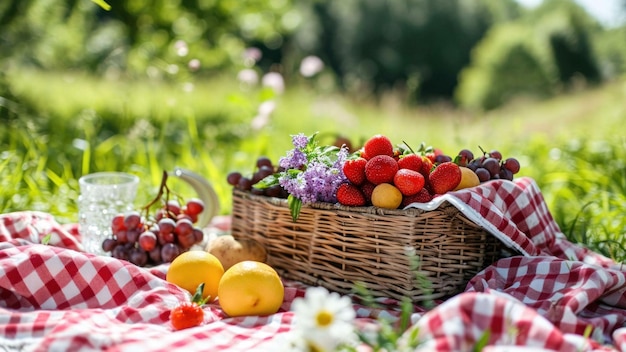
[292,133,309,149]
[279,149,307,170]
[277,134,349,204]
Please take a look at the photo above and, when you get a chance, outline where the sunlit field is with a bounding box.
[1,68,625,260]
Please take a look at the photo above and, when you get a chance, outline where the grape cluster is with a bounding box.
[101,172,207,266]
[226,156,288,198]
[456,148,521,182]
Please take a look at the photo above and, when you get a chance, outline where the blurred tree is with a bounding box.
[455,24,555,111]
[0,0,296,79]
[287,0,522,103]
[455,0,604,110]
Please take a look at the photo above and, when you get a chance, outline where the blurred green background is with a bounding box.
[1,0,625,260]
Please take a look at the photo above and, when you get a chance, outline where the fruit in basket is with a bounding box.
[428,162,462,195]
[401,188,433,206]
[463,148,521,182]
[371,183,403,209]
[206,235,267,271]
[365,155,399,185]
[217,261,284,317]
[362,134,394,159]
[166,250,224,301]
[397,153,423,172]
[453,166,481,191]
[226,156,289,199]
[393,169,425,196]
[419,156,434,178]
[342,157,367,185]
[336,183,367,206]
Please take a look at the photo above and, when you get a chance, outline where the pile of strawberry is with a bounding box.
[336,134,467,208]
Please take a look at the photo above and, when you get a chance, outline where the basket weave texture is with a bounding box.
[231,189,505,303]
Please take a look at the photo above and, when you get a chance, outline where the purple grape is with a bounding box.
[161,243,181,263]
[102,238,118,253]
[482,158,500,178]
[149,245,162,263]
[129,247,148,267]
[226,171,242,186]
[475,168,491,182]
[124,211,142,230]
[256,156,274,169]
[499,168,514,181]
[503,157,520,174]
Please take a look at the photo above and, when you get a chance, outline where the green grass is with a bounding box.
[1,68,625,260]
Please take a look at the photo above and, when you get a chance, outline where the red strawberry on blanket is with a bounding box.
[336,183,366,206]
[429,162,462,195]
[170,302,204,331]
[343,157,367,185]
[365,155,399,185]
[170,283,209,330]
[363,134,394,159]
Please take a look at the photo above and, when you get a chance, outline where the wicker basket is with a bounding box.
[230,188,506,303]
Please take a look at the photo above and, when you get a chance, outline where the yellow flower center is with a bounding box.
[315,310,333,327]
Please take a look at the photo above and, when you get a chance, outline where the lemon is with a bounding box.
[453,166,481,191]
[218,261,284,317]
[166,250,224,301]
[371,183,403,209]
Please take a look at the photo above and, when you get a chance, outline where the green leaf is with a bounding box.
[91,0,111,10]
[42,233,52,245]
[288,194,302,222]
[473,329,491,352]
[191,283,210,306]
[254,174,279,189]
[399,297,413,333]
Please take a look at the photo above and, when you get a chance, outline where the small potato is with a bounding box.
[206,235,267,271]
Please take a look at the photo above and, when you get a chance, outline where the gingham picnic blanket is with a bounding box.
[2,176,626,351]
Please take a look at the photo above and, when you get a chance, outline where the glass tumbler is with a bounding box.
[78,172,139,255]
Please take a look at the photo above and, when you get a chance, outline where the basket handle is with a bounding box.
[168,167,220,229]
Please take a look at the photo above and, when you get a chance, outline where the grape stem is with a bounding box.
[141,171,173,219]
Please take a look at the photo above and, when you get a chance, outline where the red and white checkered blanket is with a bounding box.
[1,177,626,351]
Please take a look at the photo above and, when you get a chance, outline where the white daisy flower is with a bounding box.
[291,286,357,351]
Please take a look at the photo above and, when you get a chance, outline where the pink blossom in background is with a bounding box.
[237,68,259,86]
[262,72,285,94]
[299,55,324,77]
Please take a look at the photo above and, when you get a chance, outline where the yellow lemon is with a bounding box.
[371,183,403,209]
[166,250,224,302]
[218,261,284,317]
[453,166,481,191]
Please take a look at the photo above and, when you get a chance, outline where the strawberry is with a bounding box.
[363,134,394,159]
[360,181,376,205]
[401,188,433,207]
[342,157,367,185]
[170,302,204,331]
[365,155,398,185]
[336,183,366,206]
[428,162,462,195]
[393,169,425,196]
[419,156,434,178]
[397,153,423,172]
[169,283,209,331]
